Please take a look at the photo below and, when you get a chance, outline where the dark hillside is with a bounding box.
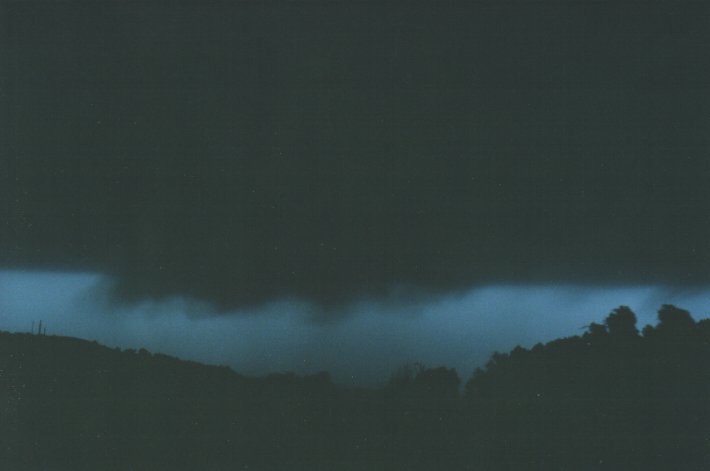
[464,305,710,470]
[0,332,341,471]
[1,304,709,470]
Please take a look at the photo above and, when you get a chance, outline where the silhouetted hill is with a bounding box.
[0,332,340,471]
[1,304,709,470]
[464,305,710,470]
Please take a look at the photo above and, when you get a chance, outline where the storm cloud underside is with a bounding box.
[2,270,709,385]
[2,1,709,309]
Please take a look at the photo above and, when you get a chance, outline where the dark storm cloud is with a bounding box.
[3,270,710,385]
[2,1,709,309]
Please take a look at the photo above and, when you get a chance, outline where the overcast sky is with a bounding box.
[1,1,709,382]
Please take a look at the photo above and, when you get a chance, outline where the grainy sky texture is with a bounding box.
[2,1,709,312]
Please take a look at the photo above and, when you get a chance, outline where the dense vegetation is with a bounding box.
[1,304,708,470]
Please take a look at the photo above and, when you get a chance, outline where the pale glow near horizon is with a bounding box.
[1,270,709,385]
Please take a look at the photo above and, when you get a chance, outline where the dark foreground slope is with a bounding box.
[464,305,710,470]
[1,304,709,470]
[0,333,348,471]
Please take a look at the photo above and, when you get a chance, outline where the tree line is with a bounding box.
[1,304,708,470]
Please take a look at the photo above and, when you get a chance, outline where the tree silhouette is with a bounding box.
[387,363,424,391]
[413,366,460,399]
[586,322,607,337]
[604,305,638,337]
[657,304,695,334]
